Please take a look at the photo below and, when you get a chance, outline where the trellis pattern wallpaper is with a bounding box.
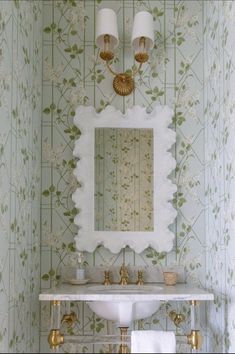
[40,1,206,353]
[0,0,42,353]
[204,1,235,352]
[2,0,235,353]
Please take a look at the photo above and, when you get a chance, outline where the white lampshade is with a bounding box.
[131,11,154,51]
[96,8,119,49]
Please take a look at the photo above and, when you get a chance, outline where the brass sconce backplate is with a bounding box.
[113,73,135,96]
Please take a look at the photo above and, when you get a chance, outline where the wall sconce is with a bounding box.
[96,8,154,96]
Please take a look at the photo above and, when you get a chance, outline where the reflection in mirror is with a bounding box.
[94,128,153,232]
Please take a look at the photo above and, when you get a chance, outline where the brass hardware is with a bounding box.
[113,73,135,96]
[118,327,130,354]
[100,50,114,61]
[135,52,149,63]
[105,60,142,96]
[52,300,60,306]
[103,270,112,285]
[61,312,77,327]
[135,37,149,63]
[100,34,114,61]
[190,300,199,306]
[136,270,144,285]
[169,310,185,327]
[99,34,146,96]
[48,329,64,349]
[119,263,129,285]
[187,330,202,350]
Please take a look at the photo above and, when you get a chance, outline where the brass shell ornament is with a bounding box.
[113,73,134,96]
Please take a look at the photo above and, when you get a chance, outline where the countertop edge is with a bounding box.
[39,292,214,302]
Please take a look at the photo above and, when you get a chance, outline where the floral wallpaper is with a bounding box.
[40,1,206,353]
[0,0,42,353]
[95,128,153,232]
[204,1,235,353]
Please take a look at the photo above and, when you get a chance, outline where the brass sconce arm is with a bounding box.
[104,59,143,97]
[131,62,143,76]
[105,60,143,77]
[105,60,120,77]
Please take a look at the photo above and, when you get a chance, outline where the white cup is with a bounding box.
[76,268,85,280]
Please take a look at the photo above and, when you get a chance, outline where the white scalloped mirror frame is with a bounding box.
[72,105,177,254]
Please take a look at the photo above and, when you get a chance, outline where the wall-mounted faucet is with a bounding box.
[103,265,145,285]
[119,263,129,285]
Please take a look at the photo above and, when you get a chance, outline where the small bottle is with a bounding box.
[75,252,85,280]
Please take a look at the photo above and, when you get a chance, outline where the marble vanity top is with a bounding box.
[39,283,214,302]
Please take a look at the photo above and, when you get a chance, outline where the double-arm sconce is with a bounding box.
[96,8,154,96]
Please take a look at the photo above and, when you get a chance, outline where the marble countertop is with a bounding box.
[39,283,214,302]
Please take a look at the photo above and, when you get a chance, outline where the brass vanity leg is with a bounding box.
[118,327,130,354]
[187,330,202,351]
[48,300,64,350]
[187,300,202,350]
[48,329,64,350]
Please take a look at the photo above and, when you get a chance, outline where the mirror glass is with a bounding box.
[94,128,154,232]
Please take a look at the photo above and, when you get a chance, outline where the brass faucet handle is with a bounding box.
[103,270,112,285]
[136,270,144,285]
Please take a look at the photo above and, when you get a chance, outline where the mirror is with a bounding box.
[94,127,154,232]
[72,105,176,254]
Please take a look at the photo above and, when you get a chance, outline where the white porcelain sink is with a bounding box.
[87,284,162,294]
[86,284,162,327]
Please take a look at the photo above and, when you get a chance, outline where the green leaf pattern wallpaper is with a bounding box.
[0,0,42,353]
[204,1,235,352]
[1,0,235,353]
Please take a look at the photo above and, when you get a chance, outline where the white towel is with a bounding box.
[131,330,176,353]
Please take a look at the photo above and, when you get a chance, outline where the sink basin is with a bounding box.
[86,284,162,327]
[87,284,162,293]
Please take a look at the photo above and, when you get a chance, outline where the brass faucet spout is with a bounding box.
[119,263,129,285]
